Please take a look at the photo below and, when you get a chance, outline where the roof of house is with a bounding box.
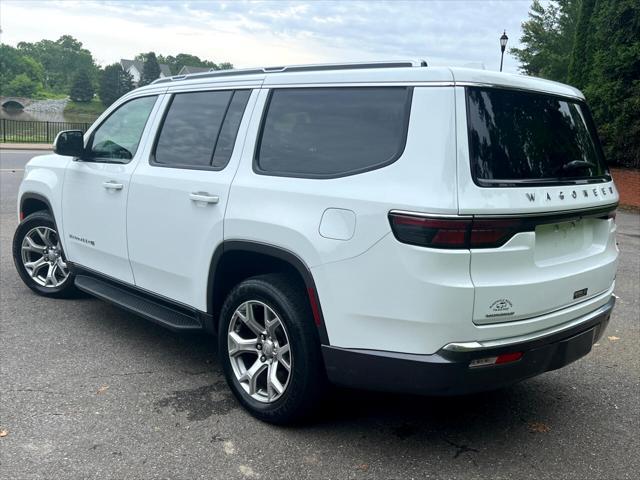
[177,65,213,75]
[120,59,172,77]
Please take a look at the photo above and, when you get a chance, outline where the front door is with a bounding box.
[61,95,160,284]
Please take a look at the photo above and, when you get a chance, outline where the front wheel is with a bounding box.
[218,274,327,424]
[12,211,79,298]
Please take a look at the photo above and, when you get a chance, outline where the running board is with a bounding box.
[74,275,203,331]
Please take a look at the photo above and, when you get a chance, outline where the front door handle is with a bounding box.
[103,181,124,191]
[189,192,220,204]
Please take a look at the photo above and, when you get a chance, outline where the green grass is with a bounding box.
[63,98,106,117]
[31,90,68,100]
[1,134,50,143]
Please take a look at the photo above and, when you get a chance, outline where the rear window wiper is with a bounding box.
[558,159,596,173]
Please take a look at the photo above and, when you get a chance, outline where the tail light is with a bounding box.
[388,215,470,249]
[390,206,617,250]
[389,212,524,249]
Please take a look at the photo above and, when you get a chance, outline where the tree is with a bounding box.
[99,64,134,107]
[69,69,95,102]
[139,52,161,86]
[511,0,579,82]
[581,0,640,167]
[156,53,233,74]
[4,73,39,97]
[17,35,97,92]
[0,44,45,95]
[514,0,640,168]
[567,0,597,88]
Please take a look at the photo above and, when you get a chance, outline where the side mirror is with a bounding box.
[53,130,85,157]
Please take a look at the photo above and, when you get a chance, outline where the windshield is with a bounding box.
[466,87,609,186]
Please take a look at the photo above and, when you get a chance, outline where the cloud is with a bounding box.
[0,0,530,72]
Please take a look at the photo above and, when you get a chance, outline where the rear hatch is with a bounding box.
[458,86,618,324]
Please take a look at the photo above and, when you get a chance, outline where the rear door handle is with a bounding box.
[103,181,124,191]
[189,192,220,204]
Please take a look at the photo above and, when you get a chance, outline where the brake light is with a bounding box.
[389,213,525,249]
[389,215,470,248]
[469,219,522,248]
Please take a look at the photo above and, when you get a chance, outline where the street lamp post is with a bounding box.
[500,30,509,72]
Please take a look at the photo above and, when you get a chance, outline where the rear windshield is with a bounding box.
[466,87,609,186]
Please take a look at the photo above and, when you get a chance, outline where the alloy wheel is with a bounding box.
[227,300,292,403]
[20,226,69,288]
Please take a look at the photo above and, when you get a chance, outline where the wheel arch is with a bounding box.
[20,193,54,220]
[208,240,329,345]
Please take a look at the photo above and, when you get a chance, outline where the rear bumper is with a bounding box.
[322,295,615,395]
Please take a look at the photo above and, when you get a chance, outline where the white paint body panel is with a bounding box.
[18,154,71,243]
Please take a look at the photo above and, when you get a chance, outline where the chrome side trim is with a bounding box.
[390,204,617,221]
[473,203,618,219]
[442,295,615,352]
[389,209,472,219]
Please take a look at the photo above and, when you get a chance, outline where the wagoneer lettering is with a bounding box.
[13,61,618,424]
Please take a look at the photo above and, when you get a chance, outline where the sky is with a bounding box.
[0,0,533,73]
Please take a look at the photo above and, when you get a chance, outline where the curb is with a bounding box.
[0,143,52,151]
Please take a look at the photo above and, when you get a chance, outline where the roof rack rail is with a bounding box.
[151,59,428,85]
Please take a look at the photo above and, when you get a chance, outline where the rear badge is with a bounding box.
[525,186,614,203]
[573,288,588,299]
[486,298,515,318]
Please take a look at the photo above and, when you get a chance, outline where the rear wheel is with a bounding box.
[218,274,327,424]
[12,211,79,298]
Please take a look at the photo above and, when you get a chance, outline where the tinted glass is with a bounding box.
[154,90,232,167]
[466,87,608,186]
[212,90,251,169]
[257,87,411,177]
[90,96,156,161]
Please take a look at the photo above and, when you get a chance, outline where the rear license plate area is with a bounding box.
[549,327,596,369]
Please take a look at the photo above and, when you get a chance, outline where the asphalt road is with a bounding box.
[1,150,639,480]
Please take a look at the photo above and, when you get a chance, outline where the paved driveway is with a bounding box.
[1,150,639,479]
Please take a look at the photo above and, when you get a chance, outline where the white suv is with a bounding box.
[13,61,618,423]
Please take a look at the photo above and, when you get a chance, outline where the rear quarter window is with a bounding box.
[255,87,412,178]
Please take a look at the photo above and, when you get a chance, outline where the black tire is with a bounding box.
[218,273,328,424]
[12,210,79,298]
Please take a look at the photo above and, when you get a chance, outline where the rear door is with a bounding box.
[455,86,618,324]
[126,87,256,310]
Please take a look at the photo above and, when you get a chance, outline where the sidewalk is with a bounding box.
[0,143,52,150]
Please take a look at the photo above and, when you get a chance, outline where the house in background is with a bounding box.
[177,65,213,75]
[120,59,172,86]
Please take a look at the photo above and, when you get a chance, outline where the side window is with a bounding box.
[212,90,251,169]
[89,96,157,162]
[255,87,412,178]
[153,89,251,169]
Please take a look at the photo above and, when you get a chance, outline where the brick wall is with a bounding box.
[610,168,640,208]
